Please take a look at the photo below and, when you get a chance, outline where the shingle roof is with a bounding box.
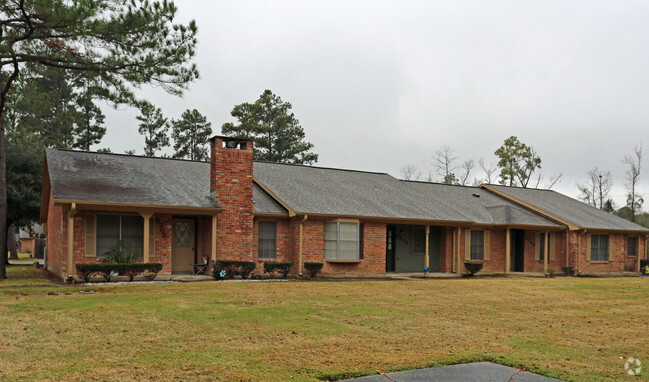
[46,148,221,209]
[252,161,560,227]
[46,149,289,214]
[484,184,649,232]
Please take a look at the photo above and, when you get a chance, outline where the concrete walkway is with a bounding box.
[341,362,561,381]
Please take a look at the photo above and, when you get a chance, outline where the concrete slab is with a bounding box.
[341,362,561,382]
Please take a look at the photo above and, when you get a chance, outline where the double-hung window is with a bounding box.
[324,222,362,260]
[470,230,484,260]
[258,221,277,259]
[627,237,637,257]
[96,214,143,257]
[590,234,609,262]
[539,233,546,260]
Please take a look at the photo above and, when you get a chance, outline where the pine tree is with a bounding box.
[137,102,169,157]
[171,109,212,161]
[0,1,199,278]
[221,90,318,164]
[73,80,106,151]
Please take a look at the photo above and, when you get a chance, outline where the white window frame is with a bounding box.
[324,221,361,260]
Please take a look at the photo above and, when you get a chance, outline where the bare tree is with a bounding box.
[577,168,612,208]
[400,165,421,181]
[623,145,643,222]
[433,145,458,184]
[478,158,497,184]
[459,159,474,186]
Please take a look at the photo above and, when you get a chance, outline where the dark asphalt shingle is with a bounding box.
[486,184,648,231]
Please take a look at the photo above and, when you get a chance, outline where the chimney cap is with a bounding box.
[210,135,253,143]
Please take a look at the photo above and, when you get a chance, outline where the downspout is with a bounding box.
[299,215,308,277]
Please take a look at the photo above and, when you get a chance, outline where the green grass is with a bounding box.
[0,264,57,288]
[0,274,647,381]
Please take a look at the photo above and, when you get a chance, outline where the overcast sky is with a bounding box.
[100,0,649,208]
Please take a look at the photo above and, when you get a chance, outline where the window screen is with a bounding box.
[470,230,484,260]
[591,234,609,262]
[258,221,277,259]
[324,222,360,260]
[96,214,143,257]
[627,237,637,257]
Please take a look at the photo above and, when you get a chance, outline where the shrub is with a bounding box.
[212,260,256,279]
[145,263,163,281]
[263,261,293,278]
[641,259,649,275]
[464,261,483,276]
[102,245,140,265]
[75,263,163,282]
[546,266,559,277]
[562,266,573,276]
[304,262,323,278]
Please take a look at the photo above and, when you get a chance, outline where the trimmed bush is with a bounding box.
[304,262,323,278]
[562,266,573,276]
[464,261,483,276]
[212,260,256,279]
[76,263,163,282]
[263,261,293,278]
[641,259,649,275]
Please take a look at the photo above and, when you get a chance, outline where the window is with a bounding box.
[627,237,637,257]
[258,221,277,259]
[591,234,609,262]
[539,233,546,260]
[324,222,362,260]
[96,214,143,257]
[470,230,484,260]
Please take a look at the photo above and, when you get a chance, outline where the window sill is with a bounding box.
[325,259,363,264]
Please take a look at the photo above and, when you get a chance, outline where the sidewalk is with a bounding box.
[341,362,561,382]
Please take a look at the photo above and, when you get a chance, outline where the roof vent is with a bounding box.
[472,193,480,198]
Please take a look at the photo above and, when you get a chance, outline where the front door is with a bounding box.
[386,225,396,272]
[172,219,195,273]
[511,229,525,272]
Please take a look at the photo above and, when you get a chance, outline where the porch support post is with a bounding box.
[67,203,77,278]
[424,225,430,274]
[543,230,549,274]
[211,215,217,261]
[505,228,511,274]
[140,212,153,263]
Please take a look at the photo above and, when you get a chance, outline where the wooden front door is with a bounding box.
[172,219,195,273]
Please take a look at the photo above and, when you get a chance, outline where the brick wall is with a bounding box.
[20,238,35,254]
[45,192,66,278]
[573,232,645,273]
[253,219,297,274]
[210,136,254,261]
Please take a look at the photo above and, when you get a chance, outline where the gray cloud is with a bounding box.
[100,0,649,208]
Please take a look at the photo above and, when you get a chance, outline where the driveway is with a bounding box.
[341,362,561,381]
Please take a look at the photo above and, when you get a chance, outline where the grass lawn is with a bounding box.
[0,274,648,381]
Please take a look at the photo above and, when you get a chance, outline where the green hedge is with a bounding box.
[263,261,293,278]
[76,263,163,282]
[304,262,323,278]
[212,260,256,279]
[464,261,483,276]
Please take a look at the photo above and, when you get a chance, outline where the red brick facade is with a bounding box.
[210,136,254,261]
[43,137,647,280]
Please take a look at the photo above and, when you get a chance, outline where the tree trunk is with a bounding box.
[0,118,7,278]
[7,223,17,260]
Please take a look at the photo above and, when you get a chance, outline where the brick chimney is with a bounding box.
[210,135,254,260]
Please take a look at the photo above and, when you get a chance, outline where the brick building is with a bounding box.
[40,136,649,279]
